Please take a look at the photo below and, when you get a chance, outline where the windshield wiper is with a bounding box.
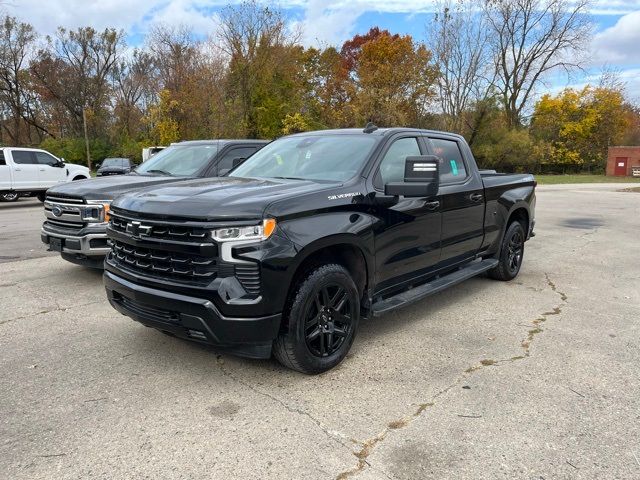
[144,169,173,176]
[271,176,307,181]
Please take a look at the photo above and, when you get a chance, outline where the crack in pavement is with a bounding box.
[0,300,104,326]
[215,356,357,453]
[334,273,569,479]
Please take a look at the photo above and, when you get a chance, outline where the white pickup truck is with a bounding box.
[0,147,90,202]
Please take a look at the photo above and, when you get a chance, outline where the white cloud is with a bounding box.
[591,10,640,65]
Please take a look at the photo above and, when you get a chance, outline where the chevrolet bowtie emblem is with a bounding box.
[126,221,152,237]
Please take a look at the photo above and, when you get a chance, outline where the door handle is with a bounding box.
[469,193,483,202]
[424,200,440,210]
[15,168,21,171]
[39,168,45,171]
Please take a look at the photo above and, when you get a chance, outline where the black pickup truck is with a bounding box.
[40,140,268,268]
[103,127,535,373]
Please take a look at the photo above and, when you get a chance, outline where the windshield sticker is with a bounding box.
[305,150,312,159]
[328,192,362,200]
[450,159,459,176]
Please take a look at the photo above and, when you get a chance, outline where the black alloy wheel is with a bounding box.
[273,264,360,374]
[506,229,524,275]
[487,221,526,281]
[304,283,354,358]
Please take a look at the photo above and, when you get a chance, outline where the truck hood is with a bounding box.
[111,177,336,221]
[46,174,192,201]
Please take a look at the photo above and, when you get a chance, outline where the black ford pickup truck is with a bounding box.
[103,127,535,374]
[41,139,267,268]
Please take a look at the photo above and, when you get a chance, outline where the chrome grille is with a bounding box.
[110,239,219,281]
[44,194,86,230]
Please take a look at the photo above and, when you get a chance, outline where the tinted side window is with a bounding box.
[35,152,59,166]
[430,138,467,183]
[378,137,421,186]
[0,151,5,166]
[217,147,258,174]
[12,151,37,165]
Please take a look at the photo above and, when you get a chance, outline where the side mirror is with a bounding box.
[384,155,440,197]
[55,159,65,168]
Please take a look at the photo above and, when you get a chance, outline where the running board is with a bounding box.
[371,258,499,316]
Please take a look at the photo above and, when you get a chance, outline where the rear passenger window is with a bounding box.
[0,151,5,166]
[430,138,467,183]
[11,151,37,165]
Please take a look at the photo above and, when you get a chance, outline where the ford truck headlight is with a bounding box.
[82,201,111,223]
[212,219,276,242]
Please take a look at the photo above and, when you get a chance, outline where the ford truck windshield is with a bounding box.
[136,144,219,176]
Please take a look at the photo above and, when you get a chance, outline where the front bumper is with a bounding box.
[42,224,110,256]
[104,271,281,359]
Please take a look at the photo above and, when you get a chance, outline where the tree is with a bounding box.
[353,31,438,127]
[484,0,592,128]
[217,0,296,137]
[428,0,495,134]
[0,16,46,144]
[31,26,124,139]
[531,85,630,172]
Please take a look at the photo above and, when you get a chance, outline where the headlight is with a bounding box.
[82,201,111,223]
[212,218,276,242]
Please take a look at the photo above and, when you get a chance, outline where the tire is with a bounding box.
[487,221,526,281]
[72,176,87,181]
[36,192,46,202]
[1,192,19,202]
[273,264,360,374]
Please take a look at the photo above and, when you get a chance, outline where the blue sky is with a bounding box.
[6,0,640,100]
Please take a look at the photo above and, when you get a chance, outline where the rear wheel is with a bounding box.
[1,192,19,202]
[273,264,360,374]
[488,221,525,281]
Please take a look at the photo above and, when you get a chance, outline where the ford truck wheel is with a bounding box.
[488,221,525,281]
[274,264,360,374]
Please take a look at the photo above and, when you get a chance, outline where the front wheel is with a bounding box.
[273,264,360,374]
[1,192,19,202]
[36,192,46,202]
[487,221,526,281]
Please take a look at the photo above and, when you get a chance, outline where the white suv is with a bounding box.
[0,147,90,201]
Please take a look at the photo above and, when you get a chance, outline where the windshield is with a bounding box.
[230,135,377,182]
[102,158,127,167]
[136,144,219,176]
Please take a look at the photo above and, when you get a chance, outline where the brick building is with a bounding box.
[606,146,640,176]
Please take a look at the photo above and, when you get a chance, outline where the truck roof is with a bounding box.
[287,127,462,139]
[174,139,270,146]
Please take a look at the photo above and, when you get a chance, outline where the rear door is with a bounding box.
[9,150,41,189]
[34,151,66,187]
[371,135,442,290]
[427,136,485,267]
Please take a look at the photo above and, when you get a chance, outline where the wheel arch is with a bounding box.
[286,234,373,306]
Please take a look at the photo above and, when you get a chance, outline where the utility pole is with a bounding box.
[82,107,91,170]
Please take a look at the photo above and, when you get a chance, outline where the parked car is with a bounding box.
[103,126,536,374]
[41,140,268,268]
[96,158,134,176]
[0,147,90,202]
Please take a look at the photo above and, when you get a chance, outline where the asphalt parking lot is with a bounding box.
[1,184,639,480]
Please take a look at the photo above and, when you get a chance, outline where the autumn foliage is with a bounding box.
[0,1,639,173]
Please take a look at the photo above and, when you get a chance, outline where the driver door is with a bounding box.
[35,151,66,188]
[371,136,442,292]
